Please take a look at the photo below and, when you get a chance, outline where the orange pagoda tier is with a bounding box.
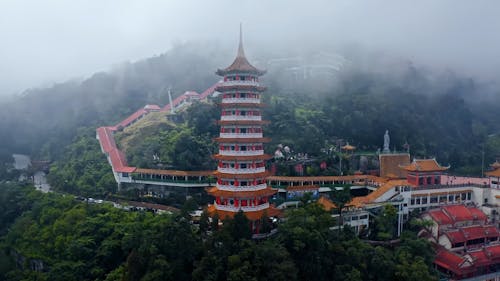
[207,27,278,229]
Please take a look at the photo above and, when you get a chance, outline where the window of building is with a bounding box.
[430,196,438,203]
[422,197,428,204]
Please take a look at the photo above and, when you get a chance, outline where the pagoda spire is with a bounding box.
[237,23,245,58]
[216,25,265,76]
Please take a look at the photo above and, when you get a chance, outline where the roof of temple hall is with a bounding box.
[216,26,265,76]
[399,158,450,172]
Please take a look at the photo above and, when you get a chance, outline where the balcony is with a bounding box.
[220,115,261,121]
[217,167,266,174]
[221,80,260,87]
[216,183,268,191]
[219,133,263,138]
[219,150,264,156]
[221,98,260,104]
[215,202,270,212]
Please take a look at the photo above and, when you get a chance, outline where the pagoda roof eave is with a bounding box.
[213,154,273,161]
[216,68,266,76]
[207,204,282,221]
[215,137,271,143]
[214,171,270,179]
[220,103,266,108]
[218,120,270,126]
[215,84,267,92]
[206,186,277,197]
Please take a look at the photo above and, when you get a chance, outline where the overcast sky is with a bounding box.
[1,0,499,95]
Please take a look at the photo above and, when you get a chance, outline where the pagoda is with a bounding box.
[207,26,278,230]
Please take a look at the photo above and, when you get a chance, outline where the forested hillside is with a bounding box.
[0,183,437,281]
[1,42,500,176]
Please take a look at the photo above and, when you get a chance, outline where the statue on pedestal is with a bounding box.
[383,130,390,153]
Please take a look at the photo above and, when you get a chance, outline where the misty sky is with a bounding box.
[1,0,499,96]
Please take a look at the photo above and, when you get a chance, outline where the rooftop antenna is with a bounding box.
[168,87,174,114]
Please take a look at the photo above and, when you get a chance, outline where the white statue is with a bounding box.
[383,130,390,153]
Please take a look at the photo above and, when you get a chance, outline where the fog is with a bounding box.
[1,0,499,96]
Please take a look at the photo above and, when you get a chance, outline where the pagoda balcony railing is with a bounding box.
[219,133,263,138]
[217,167,266,174]
[220,115,261,121]
[410,183,489,191]
[221,80,260,87]
[215,202,270,212]
[221,98,260,104]
[219,150,264,156]
[216,183,268,191]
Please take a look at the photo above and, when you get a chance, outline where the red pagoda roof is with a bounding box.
[206,186,277,198]
[214,171,270,179]
[214,137,271,143]
[218,120,270,126]
[207,204,282,221]
[400,158,449,172]
[220,103,266,108]
[216,25,265,76]
[213,154,272,161]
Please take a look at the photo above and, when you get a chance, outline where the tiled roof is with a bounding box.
[134,168,213,177]
[461,225,498,241]
[116,109,147,129]
[206,186,277,198]
[429,209,454,225]
[427,205,488,226]
[207,204,282,221]
[216,29,265,76]
[486,168,500,177]
[267,175,387,184]
[317,196,336,211]
[215,137,271,143]
[443,205,486,222]
[144,104,161,111]
[97,127,117,153]
[213,154,272,161]
[108,149,136,173]
[198,83,220,100]
[286,185,319,191]
[349,179,409,207]
[434,249,473,274]
[214,171,270,179]
[400,158,449,172]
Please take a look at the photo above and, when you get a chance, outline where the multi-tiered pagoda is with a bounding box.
[207,27,278,230]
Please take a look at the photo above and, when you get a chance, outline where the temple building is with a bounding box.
[400,158,450,186]
[207,27,278,230]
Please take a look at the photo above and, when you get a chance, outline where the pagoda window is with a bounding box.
[467,192,472,200]
[240,163,247,169]
[240,93,246,98]
[241,111,246,116]
[240,128,247,133]
[241,146,247,151]
[241,181,248,186]
[230,146,235,151]
[461,193,467,200]
[430,196,438,203]
[241,76,246,81]
[422,197,428,204]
